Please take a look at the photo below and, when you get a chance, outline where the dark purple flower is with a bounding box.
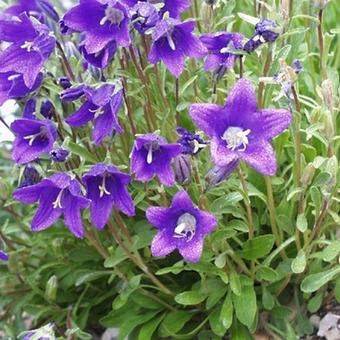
[5,0,59,22]
[189,79,292,176]
[22,99,37,119]
[58,77,72,89]
[0,14,55,89]
[148,17,207,77]
[174,154,192,185]
[147,190,217,262]
[11,118,57,165]
[176,127,208,155]
[62,0,130,55]
[0,250,8,261]
[200,32,244,73]
[0,72,42,106]
[205,160,239,187]
[130,2,159,34]
[79,40,117,69]
[50,148,70,163]
[13,172,90,238]
[20,164,41,188]
[83,163,135,229]
[131,133,182,186]
[65,84,123,145]
[60,85,86,102]
[244,19,279,53]
[40,100,55,119]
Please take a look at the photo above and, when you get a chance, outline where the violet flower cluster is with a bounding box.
[0,0,292,265]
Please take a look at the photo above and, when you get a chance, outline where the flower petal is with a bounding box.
[197,211,218,235]
[13,183,43,204]
[151,230,176,258]
[178,238,204,263]
[210,136,239,167]
[66,101,95,127]
[171,190,195,211]
[146,206,172,229]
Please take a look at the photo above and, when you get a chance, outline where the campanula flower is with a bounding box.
[58,77,72,90]
[62,0,131,55]
[5,0,59,22]
[244,19,279,53]
[131,133,182,186]
[50,148,70,163]
[11,119,57,165]
[66,84,123,145]
[83,163,135,229]
[19,164,41,188]
[147,190,217,262]
[40,100,55,119]
[0,14,55,89]
[148,15,207,77]
[13,172,90,238]
[123,0,191,19]
[174,154,192,185]
[130,2,159,34]
[200,32,244,73]
[0,250,8,261]
[189,79,292,176]
[0,72,42,106]
[22,99,37,119]
[60,85,86,102]
[176,127,208,155]
[205,160,239,187]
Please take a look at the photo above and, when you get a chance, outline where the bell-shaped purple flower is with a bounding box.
[148,16,207,77]
[130,2,159,34]
[19,164,41,188]
[0,14,55,89]
[0,72,42,106]
[83,163,135,230]
[11,118,57,165]
[58,77,72,90]
[0,250,9,261]
[13,172,90,238]
[200,32,244,72]
[189,79,292,176]
[131,133,182,186]
[65,84,123,145]
[147,190,217,262]
[62,0,131,55]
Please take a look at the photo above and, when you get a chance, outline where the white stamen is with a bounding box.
[52,189,64,209]
[192,139,207,154]
[146,145,153,164]
[173,213,196,242]
[24,134,38,146]
[167,32,176,51]
[21,41,34,52]
[222,126,251,152]
[90,107,105,119]
[100,7,124,27]
[98,176,111,198]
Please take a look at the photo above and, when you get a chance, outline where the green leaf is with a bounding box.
[175,291,207,305]
[238,235,275,260]
[291,250,307,274]
[160,311,193,336]
[307,292,323,313]
[321,240,340,262]
[230,272,241,296]
[67,141,98,163]
[296,214,308,233]
[262,286,275,310]
[220,292,233,330]
[256,266,280,282]
[209,305,226,337]
[232,284,257,328]
[301,267,340,293]
[138,313,165,340]
[75,271,110,287]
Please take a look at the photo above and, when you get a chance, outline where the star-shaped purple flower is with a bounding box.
[11,118,57,165]
[147,190,217,262]
[62,0,130,55]
[0,250,9,261]
[0,13,55,89]
[148,17,207,77]
[13,172,90,238]
[189,79,292,176]
[65,84,123,145]
[83,163,135,230]
[131,133,182,186]
[200,32,244,72]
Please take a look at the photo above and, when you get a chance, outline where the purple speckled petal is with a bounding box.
[12,182,43,204]
[240,140,277,176]
[210,136,239,167]
[66,101,95,127]
[146,206,172,230]
[151,229,176,257]
[178,238,204,263]
[197,211,218,235]
[171,190,195,211]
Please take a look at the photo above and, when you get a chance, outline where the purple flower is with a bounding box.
[148,17,207,77]
[0,72,42,106]
[60,85,86,102]
[40,100,55,119]
[50,148,70,162]
[200,32,244,73]
[19,164,41,188]
[58,77,72,89]
[22,99,37,119]
[131,133,182,186]
[176,127,208,155]
[62,0,131,55]
[130,2,159,34]
[66,84,123,145]
[83,163,135,229]
[13,172,90,238]
[0,14,55,89]
[189,79,292,176]
[174,154,192,185]
[11,119,57,165]
[5,0,59,22]
[205,160,239,187]
[79,40,117,69]
[0,250,8,261]
[146,190,217,262]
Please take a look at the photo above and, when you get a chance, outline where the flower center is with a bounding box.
[173,213,196,242]
[23,127,49,146]
[89,107,105,119]
[100,6,124,27]
[21,41,34,52]
[221,126,251,151]
[52,189,64,209]
[144,141,160,164]
[98,175,111,198]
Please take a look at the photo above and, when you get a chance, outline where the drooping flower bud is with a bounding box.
[20,165,41,188]
[40,100,55,120]
[174,154,192,185]
[49,148,70,163]
[58,77,72,89]
[60,85,86,102]
[205,160,238,187]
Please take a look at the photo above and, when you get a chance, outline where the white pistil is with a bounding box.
[21,41,34,52]
[90,107,105,119]
[173,213,196,242]
[24,134,38,146]
[167,32,176,51]
[98,176,111,198]
[146,145,153,164]
[192,139,207,154]
[222,126,251,152]
[100,7,124,27]
[52,189,64,209]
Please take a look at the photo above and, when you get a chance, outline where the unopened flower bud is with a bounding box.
[60,85,85,102]
[174,155,192,185]
[50,148,70,163]
[321,79,333,112]
[206,160,238,187]
[58,77,72,89]
[45,275,58,301]
[301,164,315,186]
[20,165,41,188]
[40,100,55,119]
